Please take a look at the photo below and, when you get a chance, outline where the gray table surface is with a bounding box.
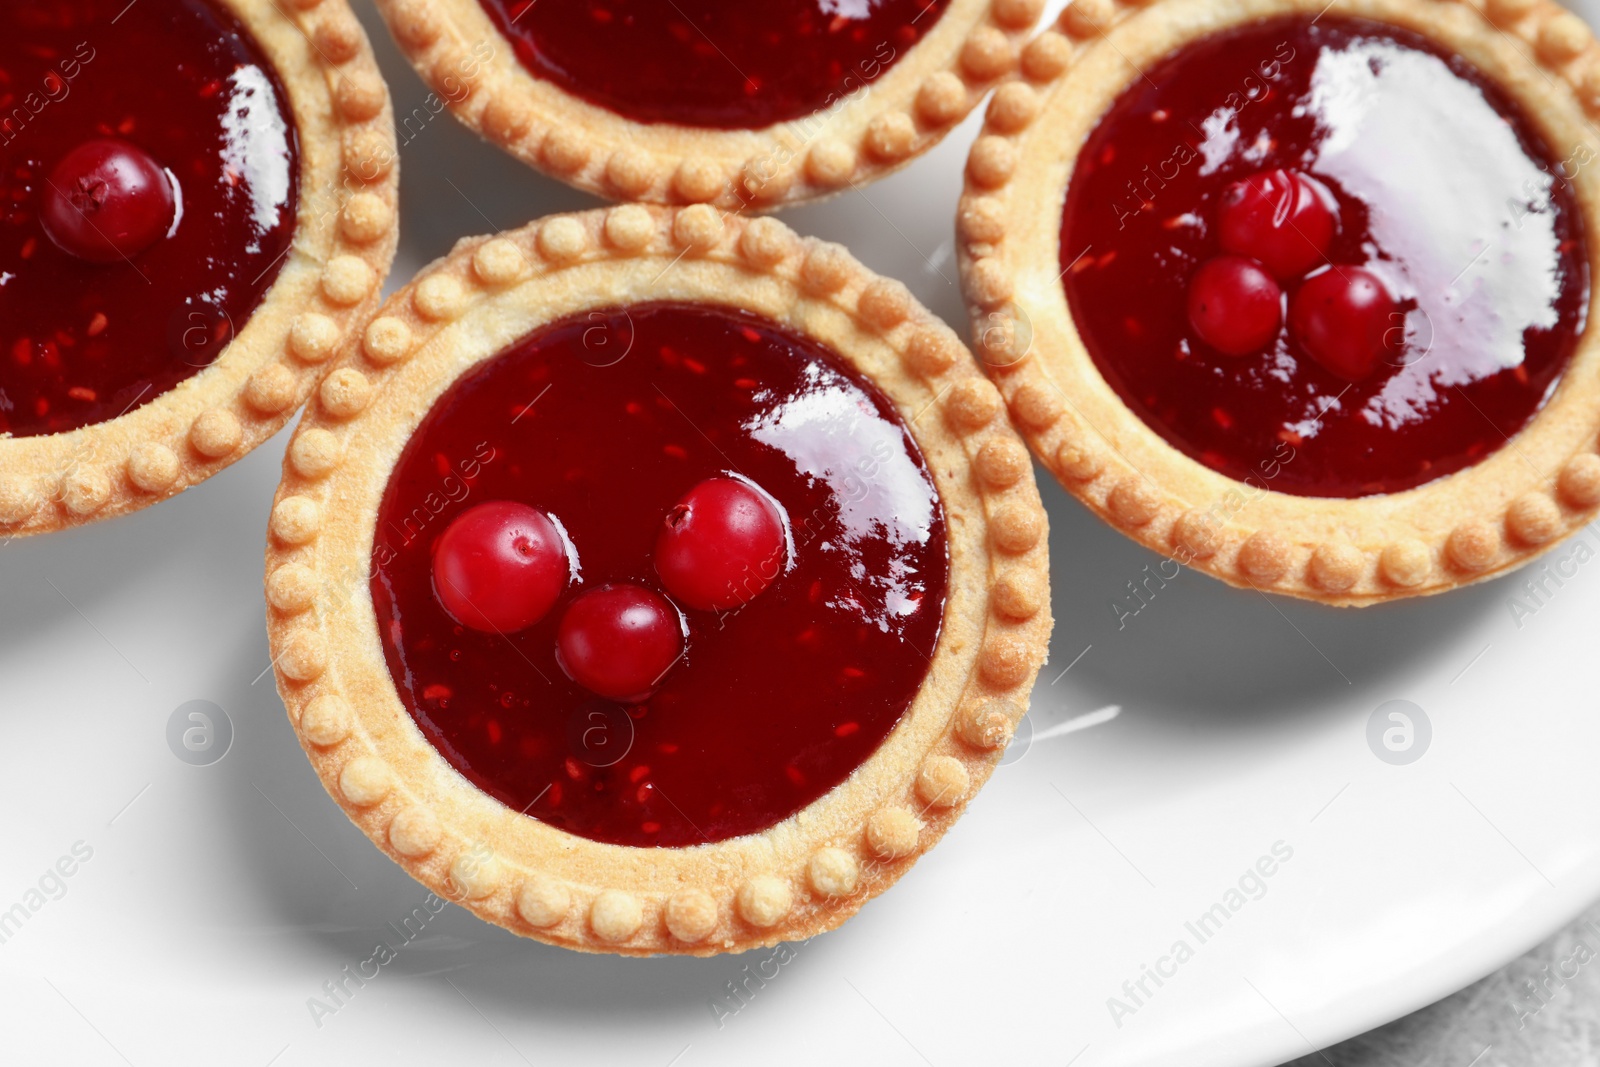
[1284,902,1600,1066]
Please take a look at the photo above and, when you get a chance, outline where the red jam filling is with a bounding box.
[0,0,298,437]
[1061,17,1589,498]
[371,303,949,848]
[477,0,951,129]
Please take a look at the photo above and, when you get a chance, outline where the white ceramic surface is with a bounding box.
[3,3,1598,1065]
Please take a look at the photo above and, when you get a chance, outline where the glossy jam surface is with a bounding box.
[0,0,299,437]
[371,303,949,847]
[1061,17,1589,498]
[478,0,950,129]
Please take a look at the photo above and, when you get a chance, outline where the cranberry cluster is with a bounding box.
[430,475,787,702]
[1185,168,1400,381]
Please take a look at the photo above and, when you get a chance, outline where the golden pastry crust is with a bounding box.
[373,0,1046,209]
[0,0,399,537]
[265,205,1052,956]
[957,0,1600,605]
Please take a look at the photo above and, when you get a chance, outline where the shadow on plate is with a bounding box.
[211,617,837,1030]
[0,438,282,667]
[1033,471,1509,731]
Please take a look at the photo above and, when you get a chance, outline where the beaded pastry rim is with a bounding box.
[0,0,399,537]
[957,0,1600,605]
[372,0,1045,210]
[264,205,1053,956]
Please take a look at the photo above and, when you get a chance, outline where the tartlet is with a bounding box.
[265,205,1052,954]
[959,0,1600,604]
[0,0,398,536]
[374,0,1048,209]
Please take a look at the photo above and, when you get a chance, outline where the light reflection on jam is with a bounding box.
[371,303,949,848]
[0,0,299,437]
[1061,17,1588,498]
[477,0,951,129]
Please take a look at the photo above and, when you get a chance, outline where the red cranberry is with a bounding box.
[556,584,685,702]
[1217,169,1338,280]
[1288,266,1401,382]
[432,502,568,633]
[655,476,788,612]
[40,139,177,264]
[1186,256,1283,356]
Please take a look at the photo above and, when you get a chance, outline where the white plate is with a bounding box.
[4,4,1598,1065]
